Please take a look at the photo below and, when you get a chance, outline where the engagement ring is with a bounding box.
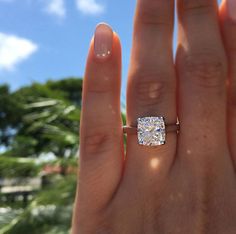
[123,117,179,146]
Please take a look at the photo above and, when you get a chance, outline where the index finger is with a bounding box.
[73,24,123,222]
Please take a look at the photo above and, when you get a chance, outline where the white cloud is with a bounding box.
[76,0,105,15]
[0,33,38,71]
[45,0,66,18]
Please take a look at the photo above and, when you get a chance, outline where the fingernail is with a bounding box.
[94,23,113,59]
[227,0,236,21]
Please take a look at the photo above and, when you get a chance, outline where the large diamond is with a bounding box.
[137,117,166,146]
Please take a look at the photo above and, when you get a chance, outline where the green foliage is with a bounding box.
[0,77,82,158]
[19,97,80,157]
[1,205,73,234]
[35,175,76,206]
[0,157,39,178]
[1,175,77,234]
[0,208,23,230]
[46,78,83,106]
[0,85,21,146]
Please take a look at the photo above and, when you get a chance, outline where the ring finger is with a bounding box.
[124,0,177,186]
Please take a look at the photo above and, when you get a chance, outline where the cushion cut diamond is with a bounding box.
[137,117,166,146]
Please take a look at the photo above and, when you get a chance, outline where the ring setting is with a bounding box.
[138,117,166,146]
[123,116,179,147]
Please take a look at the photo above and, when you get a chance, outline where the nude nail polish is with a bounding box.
[94,23,113,59]
[227,0,236,21]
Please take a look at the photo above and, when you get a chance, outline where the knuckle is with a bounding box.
[180,53,226,88]
[129,72,169,108]
[137,15,171,28]
[86,73,117,95]
[181,0,214,15]
[136,0,171,27]
[87,83,113,95]
[83,126,120,156]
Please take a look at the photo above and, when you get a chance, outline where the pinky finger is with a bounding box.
[219,0,236,162]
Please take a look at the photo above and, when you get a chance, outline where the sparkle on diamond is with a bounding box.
[137,117,166,146]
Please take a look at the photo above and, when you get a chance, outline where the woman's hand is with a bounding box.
[72,0,236,233]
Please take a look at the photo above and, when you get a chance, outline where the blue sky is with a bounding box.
[0,0,221,99]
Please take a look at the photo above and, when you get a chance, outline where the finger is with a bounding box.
[73,23,123,225]
[219,0,236,165]
[176,0,231,163]
[125,0,177,183]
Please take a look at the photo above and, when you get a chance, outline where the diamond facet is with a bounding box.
[137,117,166,146]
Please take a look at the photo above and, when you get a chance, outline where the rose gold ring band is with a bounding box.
[123,124,180,135]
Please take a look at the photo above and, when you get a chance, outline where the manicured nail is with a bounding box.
[94,23,113,59]
[227,0,236,21]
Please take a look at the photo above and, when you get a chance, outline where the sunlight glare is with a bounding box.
[150,158,160,169]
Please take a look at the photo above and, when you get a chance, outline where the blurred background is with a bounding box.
[0,0,221,233]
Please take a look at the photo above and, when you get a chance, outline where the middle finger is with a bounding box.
[176,0,231,166]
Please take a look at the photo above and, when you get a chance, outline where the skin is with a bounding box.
[72,0,236,233]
